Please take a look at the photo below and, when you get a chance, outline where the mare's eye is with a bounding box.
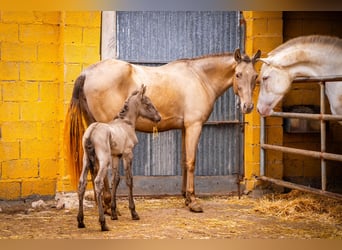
[236,72,242,78]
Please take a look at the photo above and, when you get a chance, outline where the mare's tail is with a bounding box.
[64,74,95,189]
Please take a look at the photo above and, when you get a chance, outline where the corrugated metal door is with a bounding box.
[108,11,244,195]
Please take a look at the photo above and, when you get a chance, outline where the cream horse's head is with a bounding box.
[256,58,293,116]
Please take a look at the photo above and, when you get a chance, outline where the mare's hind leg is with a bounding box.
[123,153,139,220]
[77,154,90,228]
[110,156,120,220]
[94,160,110,231]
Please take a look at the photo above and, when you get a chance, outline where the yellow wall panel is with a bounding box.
[20,62,60,81]
[19,24,60,43]
[0,181,21,199]
[0,23,19,42]
[2,159,38,179]
[0,102,20,121]
[21,179,56,197]
[1,42,37,62]
[2,82,39,102]
[0,62,19,80]
[0,142,20,161]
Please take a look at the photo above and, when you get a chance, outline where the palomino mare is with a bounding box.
[257,35,342,118]
[65,48,261,213]
[77,85,161,231]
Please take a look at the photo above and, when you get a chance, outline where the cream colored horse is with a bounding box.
[65,49,261,213]
[257,35,342,117]
[77,85,161,231]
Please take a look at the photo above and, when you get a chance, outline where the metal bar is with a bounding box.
[204,120,243,125]
[320,81,327,191]
[257,176,342,200]
[261,143,342,162]
[271,112,342,121]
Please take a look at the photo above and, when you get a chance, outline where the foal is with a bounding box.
[77,85,161,231]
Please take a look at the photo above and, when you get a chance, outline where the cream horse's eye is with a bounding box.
[262,76,269,81]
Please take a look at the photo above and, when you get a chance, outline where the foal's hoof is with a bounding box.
[188,201,203,213]
[111,214,118,220]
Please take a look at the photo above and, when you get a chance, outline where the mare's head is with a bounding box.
[233,48,261,114]
[131,85,161,123]
[256,59,292,116]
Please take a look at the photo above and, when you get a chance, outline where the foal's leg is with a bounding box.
[94,159,110,231]
[184,124,203,213]
[77,154,90,228]
[110,156,120,220]
[123,153,140,220]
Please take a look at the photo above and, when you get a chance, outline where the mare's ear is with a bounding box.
[234,48,242,63]
[252,50,262,64]
[257,58,271,65]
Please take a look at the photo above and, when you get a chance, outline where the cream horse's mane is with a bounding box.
[266,35,342,67]
[269,35,342,56]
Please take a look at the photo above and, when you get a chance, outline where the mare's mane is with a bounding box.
[175,52,252,63]
[269,35,342,56]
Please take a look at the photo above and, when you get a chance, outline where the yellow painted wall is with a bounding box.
[0,11,101,199]
[242,11,283,191]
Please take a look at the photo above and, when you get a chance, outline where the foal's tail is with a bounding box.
[64,74,95,189]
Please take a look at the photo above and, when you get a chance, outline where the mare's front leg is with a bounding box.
[110,156,120,220]
[77,153,90,228]
[181,128,187,198]
[184,123,203,213]
[95,159,110,231]
[123,152,140,220]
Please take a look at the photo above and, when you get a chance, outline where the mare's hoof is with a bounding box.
[111,214,118,220]
[78,222,86,228]
[188,201,203,213]
[132,212,140,220]
[100,220,110,231]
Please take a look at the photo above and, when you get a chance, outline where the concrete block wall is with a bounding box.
[242,11,283,191]
[0,11,101,199]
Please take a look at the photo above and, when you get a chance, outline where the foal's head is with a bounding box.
[233,49,261,114]
[129,85,161,123]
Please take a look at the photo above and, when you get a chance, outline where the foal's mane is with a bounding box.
[175,52,252,63]
[269,35,342,56]
[115,90,140,120]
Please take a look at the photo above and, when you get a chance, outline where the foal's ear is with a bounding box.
[252,49,262,64]
[140,84,146,96]
[234,48,242,63]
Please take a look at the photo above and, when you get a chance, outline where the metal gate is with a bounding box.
[102,11,244,195]
[259,76,342,200]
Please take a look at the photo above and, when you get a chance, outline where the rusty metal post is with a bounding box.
[260,116,266,176]
[320,81,327,191]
